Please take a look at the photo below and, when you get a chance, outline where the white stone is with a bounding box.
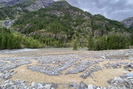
[88,84,93,89]
[44,84,52,89]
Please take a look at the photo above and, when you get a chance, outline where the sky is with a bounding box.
[55,0,133,21]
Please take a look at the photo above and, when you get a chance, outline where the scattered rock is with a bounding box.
[125,73,133,78]
[44,84,52,89]
[72,82,79,89]
[88,84,93,89]
[80,65,102,79]
[79,81,88,89]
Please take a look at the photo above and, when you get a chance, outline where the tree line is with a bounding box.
[87,34,130,50]
[0,27,42,49]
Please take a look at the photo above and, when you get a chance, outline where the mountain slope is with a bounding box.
[11,1,130,48]
[13,1,129,35]
[121,17,133,32]
[0,0,54,20]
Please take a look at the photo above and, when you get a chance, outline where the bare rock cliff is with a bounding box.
[121,17,133,28]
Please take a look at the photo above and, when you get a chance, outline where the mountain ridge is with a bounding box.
[11,1,130,47]
[121,17,133,32]
[0,0,54,20]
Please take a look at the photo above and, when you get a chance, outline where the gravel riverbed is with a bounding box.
[0,48,133,89]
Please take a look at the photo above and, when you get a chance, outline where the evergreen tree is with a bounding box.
[107,34,127,49]
[73,41,78,50]
[130,34,133,46]
[88,34,94,50]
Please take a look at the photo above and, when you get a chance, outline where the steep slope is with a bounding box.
[11,1,130,48]
[0,0,54,20]
[13,1,129,35]
[121,17,133,32]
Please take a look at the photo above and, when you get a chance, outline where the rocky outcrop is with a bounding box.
[3,20,14,28]
[26,0,45,11]
[121,17,133,28]
[26,0,54,11]
[0,0,54,11]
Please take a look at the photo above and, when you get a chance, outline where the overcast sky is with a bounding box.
[55,0,133,21]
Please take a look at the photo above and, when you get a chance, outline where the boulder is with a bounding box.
[72,82,79,89]
[88,84,93,89]
[44,84,52,89]
[79,82,88,89]
[125,73,133,78]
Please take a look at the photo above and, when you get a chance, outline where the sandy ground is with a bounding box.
[0,48,133,87]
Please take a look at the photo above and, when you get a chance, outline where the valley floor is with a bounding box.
[0,48,133,89]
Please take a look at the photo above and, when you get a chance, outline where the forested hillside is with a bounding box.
[11,1,131,49]
[0,0,54,20]
[0,0,132,50]
[0,27,43,49]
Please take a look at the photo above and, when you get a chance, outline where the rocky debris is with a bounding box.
[104,62,133,69]
[65,60,103,75]
[124,64,133,71]
[0,64,16,73]
[0,70,16,82]
[37,54,81,64]
[107,73,133,89]
[104,50,133,60]
[65,60,92,75]
[79,81,88,89]
[0,80,68,89]
[71,82,79,89]
[0,58,31,72]
[77,49,133,60]
[80,65,102,79]
[1,72,133,89]
[0,79,59,89]
[0,80,108,89]
[0,49,133,89]
[28,55,82,76]
[0,61,7,67]
[28,65,61,76]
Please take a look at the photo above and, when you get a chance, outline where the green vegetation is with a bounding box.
[130,33,133,46]
[0,27,43,49]
[0,20,3,27]
[0,0,37,20]
[87,34,129,50]
[129,23,133,32]
[0,1,132,50]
